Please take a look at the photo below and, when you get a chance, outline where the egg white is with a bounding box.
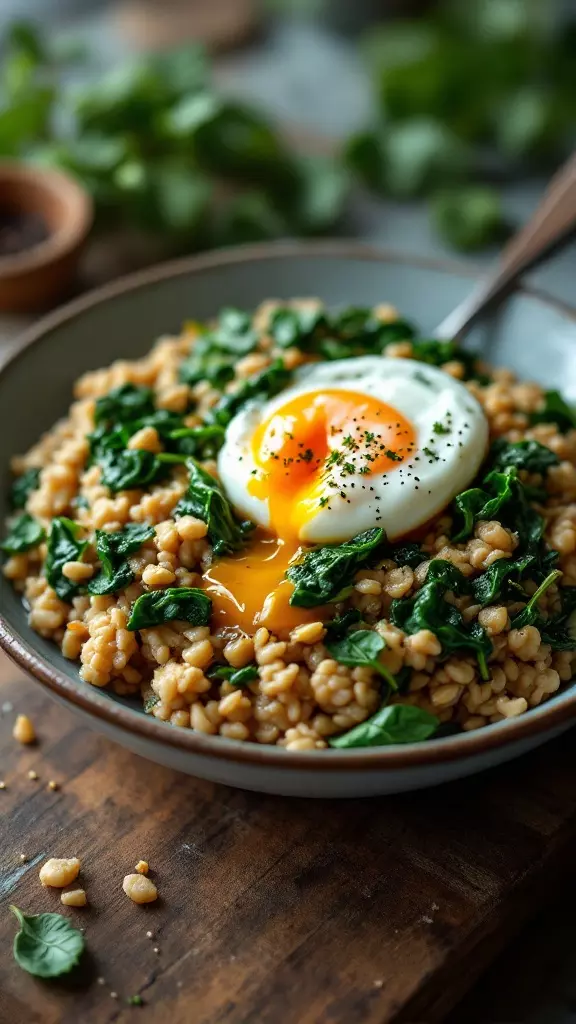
[218,356,489,543]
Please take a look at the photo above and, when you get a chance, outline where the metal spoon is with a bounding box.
[435,151,576,340]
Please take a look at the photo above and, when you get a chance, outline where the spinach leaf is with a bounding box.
[88,522,155,595]
[431,186,508,252]
[207,663,259,687]
[326,629,398,690]
[1,514,45,554]
[411,338,479,379]
[180,308,257,390]
[389,541,424,569]
[44,518,88,601]
[529,389,576,433]
[10,905,84,979]
[269,305,327,349]
[471,554,535,607]
[452,469,515,542]
[324,608,362,642]
[268,304,415,361]
[539,586,576,651]
[391,558,492,679]
[329,703,439,749]
[510,570,563,630]
[489,438,560,474]
[98,449,165,493]
[94,383,155,427]
[174,459,252,556]
[288,528,385,608]
[127,587,212,630]
[209,359,292,428]
[10,467,40,510]
[167,424,225,460]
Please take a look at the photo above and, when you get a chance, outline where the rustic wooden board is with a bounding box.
[1,652,576,1024]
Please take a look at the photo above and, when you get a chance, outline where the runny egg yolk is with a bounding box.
[203,388,416,635]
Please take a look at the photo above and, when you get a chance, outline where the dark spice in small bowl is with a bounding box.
[0,208,50,259]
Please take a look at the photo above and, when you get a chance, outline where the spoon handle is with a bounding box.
[434,151,576,340]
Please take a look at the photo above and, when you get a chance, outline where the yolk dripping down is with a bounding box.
[203,388,416,634]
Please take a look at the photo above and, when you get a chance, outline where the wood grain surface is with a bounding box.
[1,651,576,1024]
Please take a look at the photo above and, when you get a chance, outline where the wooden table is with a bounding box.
[3,647,576,1024]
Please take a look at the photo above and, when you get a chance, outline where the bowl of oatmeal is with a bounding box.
[1,241,575,797]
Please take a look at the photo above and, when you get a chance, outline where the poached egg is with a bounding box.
[203,356,489,635]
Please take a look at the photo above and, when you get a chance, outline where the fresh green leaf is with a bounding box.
[326,629,398,690]
[489,438,560,474]
[217,191,287,245]
[288,528,385,608]
[127,587,212,630]
[345,130,387,192]
[207,663,259,687]
[510,569,563,630]
[383,119,468,198]
[44,518,88,601]
[329,702,439,748]
[174,460,252,557]
[290,154,349,234]
[431,186,508,252]
[88,522,155,595]
[10,905,84,979]
[1,514,45,554]
[9,467,40,510]
[209,359,292,428]
[390,558,492,678]
[150,165,212,238]
[529,389,576,433]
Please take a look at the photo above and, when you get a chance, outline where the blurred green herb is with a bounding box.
[348,1,576,250]
[0,23,347,247]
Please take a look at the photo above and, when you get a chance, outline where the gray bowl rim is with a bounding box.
[1,238,575,774]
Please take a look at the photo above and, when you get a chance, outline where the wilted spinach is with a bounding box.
[268,304,416,361]
[180,308,257,390]
[88,522,155,595]
[166,424,225,460]
[326,629,398,690]
[44,518,88,601]
[207,663,259,688]
[389,541,424,569]
[98,449,169,493]
[94,383,155,427]
[452,469,515,542]
[324,608,363,641]
[510,569,563,630]
[288,527,385,608]
[9,467,40,510]
[329,703,439,748]
[1,514,45,554]
[390,559,492,679]
[539,586,576,651]
[529,389,576,433]
[174,459,253,556]
[209,359,292,428]
[127,587,211,630]
[471,554,535,607]
[489,438,560,475]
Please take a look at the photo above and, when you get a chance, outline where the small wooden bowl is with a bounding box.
[0,162,93,312]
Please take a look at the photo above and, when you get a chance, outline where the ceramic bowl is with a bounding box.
[1,241,576,798]
[0,162,93,312]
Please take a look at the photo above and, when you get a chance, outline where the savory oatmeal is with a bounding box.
[3,300,576,750]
